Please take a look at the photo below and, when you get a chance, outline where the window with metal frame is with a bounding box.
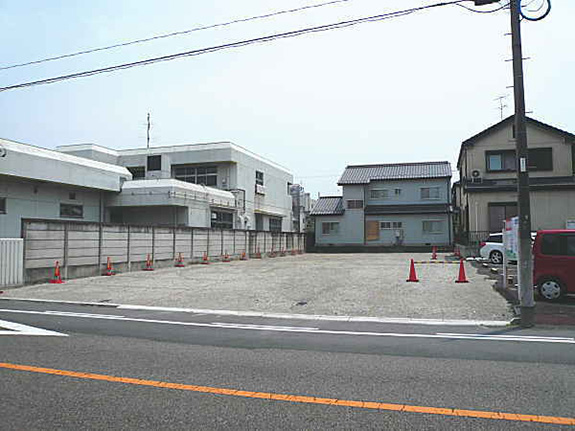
[422,220,442,234]
[60,203,83,219]
[147,155,161,171]
[370,189,389,199]
[173,165,217,186]
[255,170,264,186]
[0,197,5,214]
[420,187,440,200]
[322,222,339,235]
[380,221,402,230]
[346,199,363,209]
[211,211,233,229]
[269,217,282,232]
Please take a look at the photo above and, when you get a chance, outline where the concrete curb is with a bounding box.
[0,297,512,327]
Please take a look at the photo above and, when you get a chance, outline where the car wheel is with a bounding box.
[538,278,565,301]
[490,250,503,264]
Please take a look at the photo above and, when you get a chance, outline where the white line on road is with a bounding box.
[0,319,67,337]
[0,308,572,344]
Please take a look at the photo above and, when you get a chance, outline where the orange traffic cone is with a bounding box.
[175,252,185,267]
[455,259,469,283]
[201,252,210,265]
[222,252,231,262]
[291,249,297,256]
[104,257,115,276]
[49,261,64,284]
[254,248,262,259]
[454,247,461,258]
[431,246,437,260]
[240,251,248,261]
[406,259,419,282]
[143,254,154,271]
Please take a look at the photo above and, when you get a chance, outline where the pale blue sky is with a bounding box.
[1,0,572,196]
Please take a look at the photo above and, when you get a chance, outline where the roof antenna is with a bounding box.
[146,112,151,149]
[494,95,508,120]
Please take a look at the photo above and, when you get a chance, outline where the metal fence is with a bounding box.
[0,238,24,287]
[21,218,305,283]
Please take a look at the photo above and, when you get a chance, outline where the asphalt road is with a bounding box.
[1,299,575,430]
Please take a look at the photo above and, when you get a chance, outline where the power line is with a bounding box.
[455,1,508,13]
[0,0,467,93]
[0,0,351,72]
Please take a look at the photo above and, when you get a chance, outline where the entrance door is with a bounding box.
[488,202,517,232]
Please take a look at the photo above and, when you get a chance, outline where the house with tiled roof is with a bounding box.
[310,161,452,249]
[453,116,575,244]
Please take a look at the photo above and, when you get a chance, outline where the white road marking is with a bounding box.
[0,298,512,327]
[0,308,572,344]
[0,318,67,337]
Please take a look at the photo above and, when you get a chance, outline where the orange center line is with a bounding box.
[1,362,573,426]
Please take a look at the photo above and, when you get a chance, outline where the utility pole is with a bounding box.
[146,112,151,149]
[510,0,534,327]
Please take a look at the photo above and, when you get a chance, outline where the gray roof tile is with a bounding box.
[338,161,451,185]
[310,197,344,216]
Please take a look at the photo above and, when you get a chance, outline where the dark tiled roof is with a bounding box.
[310,196,344,216]
[338,161,451,185]
[364,204,450,215]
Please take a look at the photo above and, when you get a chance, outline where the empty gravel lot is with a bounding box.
[2,253,512,321]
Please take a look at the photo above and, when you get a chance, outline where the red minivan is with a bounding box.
[532,230,575,301]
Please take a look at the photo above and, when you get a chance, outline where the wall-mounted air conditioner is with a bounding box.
[255,184,266,195]
[471,170,483,183]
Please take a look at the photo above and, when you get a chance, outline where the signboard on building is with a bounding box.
[504,216,519,261]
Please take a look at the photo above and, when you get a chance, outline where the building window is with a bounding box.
[128,166,145,179]
[486,150,516,171]
[380,221,402,230]
[528,148,553,171]
[423,220,443,234]
[394,188,402,196]
[60,203,83,219]
[322,222,339,235]
[172,165,217,186]
[147,155,162,171]
[0,197,6,214]
[68,192,76,200]
[421,187,440,200]
[370,189,389,199]
[256,170,264,186]
[269,217,282,232]
[488,202,517,232]
[347,199,363,209]
[211,211,233,229]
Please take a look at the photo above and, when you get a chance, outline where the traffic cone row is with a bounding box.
[143,254,154,271]
[104,257,115,276]
[49,261,64,284]
[406,259,469,283]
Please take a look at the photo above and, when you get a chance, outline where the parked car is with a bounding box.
[479,233,504,264]
[533,230,575,301]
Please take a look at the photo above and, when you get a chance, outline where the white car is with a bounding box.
[479,232,537,264]
[480,233,505,264]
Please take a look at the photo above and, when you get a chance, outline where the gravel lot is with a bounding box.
[2,253,512,321]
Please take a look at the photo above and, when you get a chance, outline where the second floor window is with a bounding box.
[347,199,363,209]
[370,189,389,199]
[147,155,161,171]
[528,148,553,171]
[173,165,217,186]
[256,170,264,186]
[0,197,6,214]
[487,150,516,171]
[269,217,282,232]
[421,187,440,200]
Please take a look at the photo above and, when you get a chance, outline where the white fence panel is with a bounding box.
[0,238,24,287]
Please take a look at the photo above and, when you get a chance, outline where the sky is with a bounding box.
[0,0,573,197]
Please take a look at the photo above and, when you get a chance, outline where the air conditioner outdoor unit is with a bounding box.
[255,184,266,195]
[471,169,483,183]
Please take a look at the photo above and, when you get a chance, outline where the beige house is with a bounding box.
[453,116,575,241]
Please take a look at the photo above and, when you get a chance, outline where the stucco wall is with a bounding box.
[366,178,450,205]
[365,214,451,246]
[0,176,105,238]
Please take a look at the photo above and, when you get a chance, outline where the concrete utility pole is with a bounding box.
[510,0,535,327]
